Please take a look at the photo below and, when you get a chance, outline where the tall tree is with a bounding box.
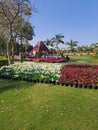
[44,38,54,47]
[22,21,35,41]
[83,45,93,54]
[14,19,35,62]
[76,46,85,53]
[66,39,78,53]
[0,0,35,64]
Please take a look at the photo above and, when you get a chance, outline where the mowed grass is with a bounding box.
[0,79,98,130]
[69,55,98,64]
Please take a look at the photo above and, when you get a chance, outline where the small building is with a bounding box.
[33,41,50,56]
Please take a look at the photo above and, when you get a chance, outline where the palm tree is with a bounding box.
[83,45,93,55]
[66,39,78,53]
[76,45,85,53]
[52,33,65,51]
[44,38,54,47]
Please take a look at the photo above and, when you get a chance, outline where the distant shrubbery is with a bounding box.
[0,58,8,67]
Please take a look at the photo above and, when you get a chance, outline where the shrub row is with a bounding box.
[0,58,8,67]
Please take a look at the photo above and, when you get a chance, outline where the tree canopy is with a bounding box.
[0,0,36,64]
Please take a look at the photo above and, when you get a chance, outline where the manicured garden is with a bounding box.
[0,61,98,89]
[26,56,67,63]
[0,79,98,130]
[0,0,98,129]
[0,55,98,130]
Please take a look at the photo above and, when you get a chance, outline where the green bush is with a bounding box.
[35,52,43,58]
[0,58,8,67]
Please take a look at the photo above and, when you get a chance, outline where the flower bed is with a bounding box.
[0,63,62,83]
[0,63,98,89]
[59,64,98,89]
[26,57,67,63]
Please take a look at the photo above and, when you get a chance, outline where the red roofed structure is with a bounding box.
[33,41,50,55]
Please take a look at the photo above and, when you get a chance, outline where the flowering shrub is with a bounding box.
[0,63,62,83]
[59,64,98,88]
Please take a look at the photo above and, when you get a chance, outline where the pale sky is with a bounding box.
[29,0,98,47]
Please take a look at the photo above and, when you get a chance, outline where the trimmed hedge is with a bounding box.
[0,58,8,67]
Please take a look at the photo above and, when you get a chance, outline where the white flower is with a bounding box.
[0,62,63,82]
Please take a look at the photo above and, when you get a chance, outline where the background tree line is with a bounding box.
[44,33,98,56]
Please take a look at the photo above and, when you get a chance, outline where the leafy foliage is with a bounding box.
[0,0,35,64]
[0,58,8,67]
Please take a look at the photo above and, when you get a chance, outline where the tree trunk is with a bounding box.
[7,43,11,65]
[10,23,15,63]
[11,42,14,63]
[56,43,58,56]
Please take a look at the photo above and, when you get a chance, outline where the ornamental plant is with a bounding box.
[59,64,98,88]
[0,63,62,83]
[27,57,67,63]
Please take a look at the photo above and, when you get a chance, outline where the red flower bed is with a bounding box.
[59,64,98,88]
[43,58,67,63]
[26,57,67,63]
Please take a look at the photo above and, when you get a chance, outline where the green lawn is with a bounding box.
[68,55,98,64]
[0,79,98,130]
